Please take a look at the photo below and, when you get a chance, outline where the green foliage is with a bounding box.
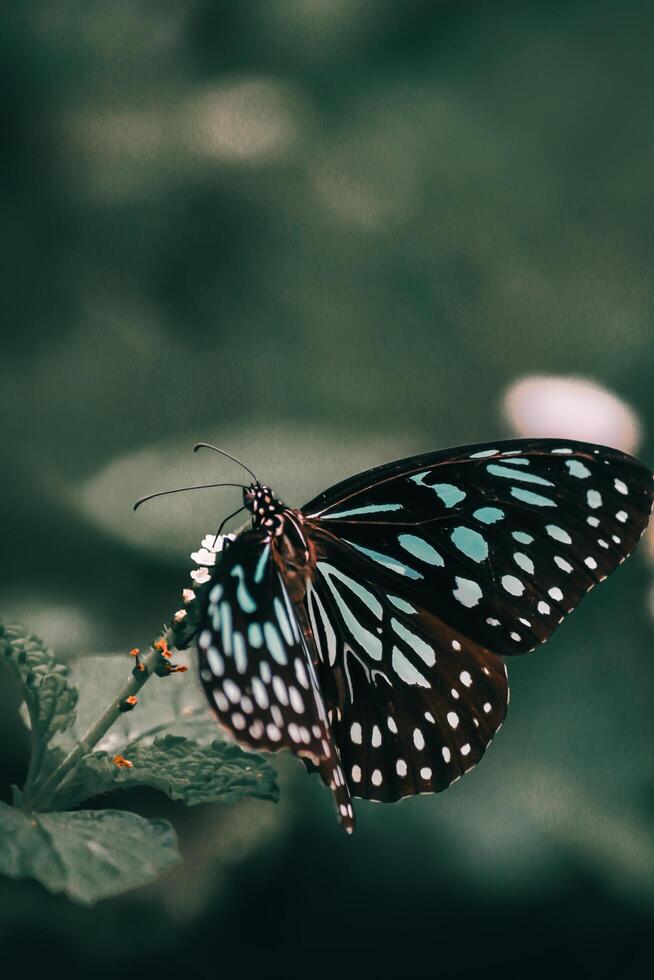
[51,652,279,810]
[0,624,279,905]
[0,623,78,796]
[55,736,278,810]
[0,622,78,740]
[0,802,179,904]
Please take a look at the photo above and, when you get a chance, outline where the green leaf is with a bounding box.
[0,622,78,742]
[54,735,279,809]
[0,622,78,790]
[0,801,179,905]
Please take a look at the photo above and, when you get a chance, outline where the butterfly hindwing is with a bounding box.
[305,538,509,801]
[196,529,354,829]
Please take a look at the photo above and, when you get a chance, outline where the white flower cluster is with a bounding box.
[171,532,237,627]
[188,532,236,587]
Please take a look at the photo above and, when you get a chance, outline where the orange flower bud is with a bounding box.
[154,639,172,658]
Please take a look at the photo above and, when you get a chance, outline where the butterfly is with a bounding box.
[140,438,654,833]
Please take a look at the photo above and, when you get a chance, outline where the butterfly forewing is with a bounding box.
[303,439,654,658]
[196,529,354,829]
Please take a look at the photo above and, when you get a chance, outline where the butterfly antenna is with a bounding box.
[133,483,246,511]
[193,442,259,483]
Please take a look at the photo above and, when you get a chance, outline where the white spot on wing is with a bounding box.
[453,577,483,607]
[392,647,430,687]
[546,524,572,544]
[294,658,310,690]
[272,676,288,705]
[289,685,305,714]
[502,575,525,596]
[587,489,602,509]
[318,562,383,661]
[565,459,591,479]
[263,621,288,665]
[213,691,229,713]
[307,586,337,667]
[274,596,294,645]
[391,618,436,667]
[413,728,425,750]
[223,679,240,704]
[252,677,269,709]
[207,647,224,677]
[514,552,534,574]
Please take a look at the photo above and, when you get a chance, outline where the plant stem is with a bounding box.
[24,640,168,813]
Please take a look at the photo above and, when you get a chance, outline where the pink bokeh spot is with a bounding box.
[502,375,642,455]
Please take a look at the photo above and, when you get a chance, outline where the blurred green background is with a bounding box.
[2,0,654,971]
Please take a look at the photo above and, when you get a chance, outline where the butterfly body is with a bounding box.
[191,439,653,833]
[242,483,316,601]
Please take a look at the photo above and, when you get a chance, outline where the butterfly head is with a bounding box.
[244,483,287,529]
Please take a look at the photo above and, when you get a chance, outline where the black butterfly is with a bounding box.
[146,439,654,833]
